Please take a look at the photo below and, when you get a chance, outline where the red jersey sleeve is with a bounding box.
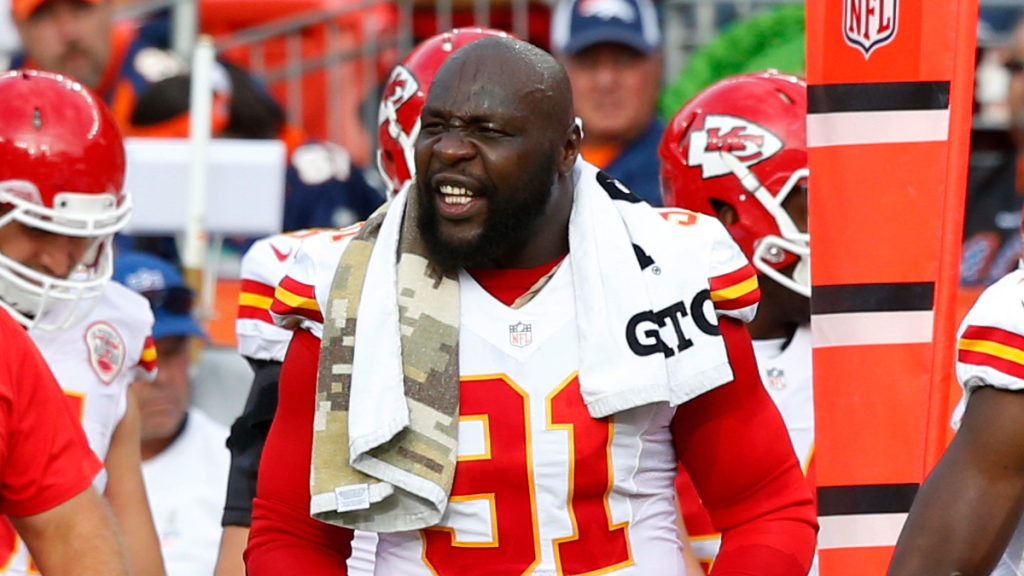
[0,311,102,518]
[246,328,354,575]
[672,317,817,576]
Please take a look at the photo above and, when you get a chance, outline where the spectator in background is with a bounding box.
[114,251,230,576]
[961,17,1024,288]
[550,0,665,205]
[125,61,383,242]
[8,0,188,126]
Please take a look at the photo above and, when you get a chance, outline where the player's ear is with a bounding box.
[710,199,738,226]
[558,118,582,175]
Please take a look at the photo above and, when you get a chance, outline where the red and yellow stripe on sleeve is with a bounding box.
[958,325,1024,380]
[709,263,760,311]
[238,279,277,324]
[271,276,323,324]
[139,336,158,373]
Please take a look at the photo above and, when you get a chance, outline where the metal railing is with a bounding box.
[101,0,1024,162]
[210,0,398,166]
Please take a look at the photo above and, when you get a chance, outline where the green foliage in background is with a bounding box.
[659,3,806,120]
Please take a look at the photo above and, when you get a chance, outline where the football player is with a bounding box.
[0,70,165,576]
[0,291,129,576]
[659,71,813,573]
[244,36,816,575]
[211,28,509,576]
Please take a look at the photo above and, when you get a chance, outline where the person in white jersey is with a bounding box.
[0,69,164,576]
[658,71,814,573]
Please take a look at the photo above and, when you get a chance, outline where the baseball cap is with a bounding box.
[12,0,101,21]
[113,251,207,341]
[550,0,662,56]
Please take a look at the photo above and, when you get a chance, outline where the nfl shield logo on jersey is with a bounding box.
[766,367,787,391]
[509,322,532,348]
[843,0,899,58]
[85,321,126,384]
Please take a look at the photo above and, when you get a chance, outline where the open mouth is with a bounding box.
[439,184,476,205]
[432,178,487,221]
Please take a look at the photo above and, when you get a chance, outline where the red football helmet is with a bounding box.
[660,71,809,297]
[377,27,511,197]
[0,70,132,330]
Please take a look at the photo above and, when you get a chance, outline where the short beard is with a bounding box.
[417,155,558,271]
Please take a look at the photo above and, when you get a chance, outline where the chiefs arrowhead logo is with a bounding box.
[688,115,783,179]
[378,65,419,126]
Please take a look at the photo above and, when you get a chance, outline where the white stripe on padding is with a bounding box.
[807,109,950,147]
[818,513,907,549]
[812,310,934,348]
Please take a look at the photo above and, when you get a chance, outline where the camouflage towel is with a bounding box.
[308,185,462,533]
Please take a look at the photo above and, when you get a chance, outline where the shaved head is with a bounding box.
[433,36,576,134]
[414,36,582,270]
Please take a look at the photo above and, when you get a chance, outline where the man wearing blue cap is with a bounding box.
[551,0,665,206]
[114,251,230,576]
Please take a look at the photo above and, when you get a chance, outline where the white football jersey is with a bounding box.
[753,325,814,472]
[370,261,687,576]
[0,281,156,575]
[952,267,1024,576]
[271,209,756,575]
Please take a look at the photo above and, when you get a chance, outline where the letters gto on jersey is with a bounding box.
[269,209,756,575]
[0,281,155,575]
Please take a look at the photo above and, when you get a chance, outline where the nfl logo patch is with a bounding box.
[509,322,532,348]
[85,321,126,385]
[766,368,787,391]
[843,0,899,59]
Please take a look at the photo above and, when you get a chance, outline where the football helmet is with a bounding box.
[377,27,510,197]
[0,70,132,330]
[660,71,810,297]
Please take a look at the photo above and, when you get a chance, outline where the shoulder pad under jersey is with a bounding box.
[269,224,363,339]
[238,229,337,360]
[956,268,1024,397]
[656,207,760,323]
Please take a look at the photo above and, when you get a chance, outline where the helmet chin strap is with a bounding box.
[719,152,811,297]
